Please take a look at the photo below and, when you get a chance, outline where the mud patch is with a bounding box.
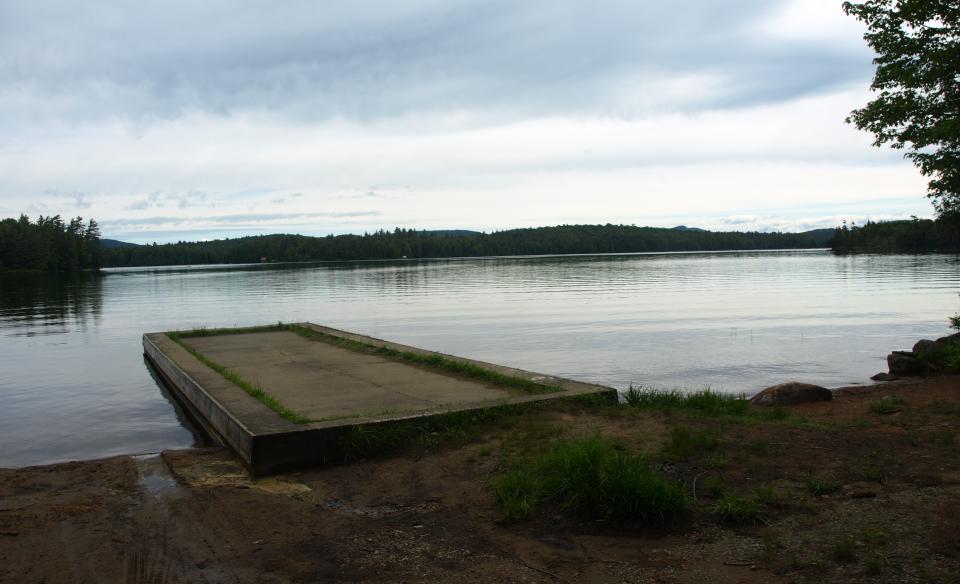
[133,454,180,495]
[162,447,311,497]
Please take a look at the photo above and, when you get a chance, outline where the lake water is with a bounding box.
[2,249,959,468]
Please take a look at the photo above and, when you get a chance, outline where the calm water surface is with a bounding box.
[2,250,959,467]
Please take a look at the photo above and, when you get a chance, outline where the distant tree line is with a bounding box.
[0,215,102,271]
[103,224,824,267]
[829,218,960,253]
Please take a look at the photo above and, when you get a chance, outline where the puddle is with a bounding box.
[133,454,181,495]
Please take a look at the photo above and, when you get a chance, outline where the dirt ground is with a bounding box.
[1,376,959,584]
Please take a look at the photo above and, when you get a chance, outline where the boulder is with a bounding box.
[912,339,939,355]
[870,372,898,382]
[750,382,832,406]
[887,351,928,377]
[935,332,960,345]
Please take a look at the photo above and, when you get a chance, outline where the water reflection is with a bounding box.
[142,355,206,446]
[0,272,103,334]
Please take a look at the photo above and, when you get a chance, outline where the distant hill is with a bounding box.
[672,225,707,232]
[101,239,138,249]
[421,229,482,238]
[800,229,835,247]
[102,224,825,268]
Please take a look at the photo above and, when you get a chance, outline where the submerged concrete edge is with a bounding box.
[145,324,619,475]
[143,333,257,468]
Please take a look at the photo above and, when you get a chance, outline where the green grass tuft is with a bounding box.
[492,435,687,523]
[804,473,841,496]
[711,492,767,524]
[623,386,792,422]
[490,468,542,521]
[662,426,719,460]
[864,555,883,575]
[868,394,906,415]
[625,386,749,414]
[832,537,857,562]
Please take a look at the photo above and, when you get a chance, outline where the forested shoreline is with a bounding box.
[9,215,959,272]
[102,224,828,267]
[0,215,102,272]
[828,219,960,253]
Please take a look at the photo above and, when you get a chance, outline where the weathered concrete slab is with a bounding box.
[144,323,616,475]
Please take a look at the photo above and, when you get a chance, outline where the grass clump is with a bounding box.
[623,386,792,422]
[491,468,541,521]
[625,386,748,414]
[864,555,883,576]
[492,435,687,523]
[662,426,719,460]
[711,491,767,524]
[925,400,960,417]
[868,395,906,415]
[804,473,841,496]
[831,537,857,562]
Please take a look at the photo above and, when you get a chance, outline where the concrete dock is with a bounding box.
[144,323,617,475]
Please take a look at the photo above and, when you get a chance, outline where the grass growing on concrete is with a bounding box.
[174,323,564,395]
[285,323,563,395]
[167,331,312,424]
[491,434,687,523]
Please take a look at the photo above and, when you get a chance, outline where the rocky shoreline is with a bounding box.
[878,332,960,380]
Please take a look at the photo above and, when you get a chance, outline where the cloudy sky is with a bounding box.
[0,0,932,243]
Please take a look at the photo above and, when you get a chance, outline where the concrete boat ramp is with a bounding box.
[144,323,616,475]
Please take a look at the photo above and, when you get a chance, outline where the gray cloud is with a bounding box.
[127,191,162,211]
[271,192,304,205]
[0,1,871,128]
[72,192,92,209]
[102,211,381,228]
[125,190,210,210]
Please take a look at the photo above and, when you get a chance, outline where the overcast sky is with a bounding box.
[0,0,932,242]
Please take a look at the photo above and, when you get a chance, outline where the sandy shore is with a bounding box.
[1,376,958,583]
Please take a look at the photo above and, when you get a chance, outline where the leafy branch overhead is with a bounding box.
[843,0,959,218]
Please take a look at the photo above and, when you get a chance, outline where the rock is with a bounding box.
[750,382,832,406]
[887,351,928,377]
[870,372,898,382]
[935,332,960,345]
[913,339,939,355]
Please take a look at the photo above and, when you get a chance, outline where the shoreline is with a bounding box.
[2,375,958,582]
